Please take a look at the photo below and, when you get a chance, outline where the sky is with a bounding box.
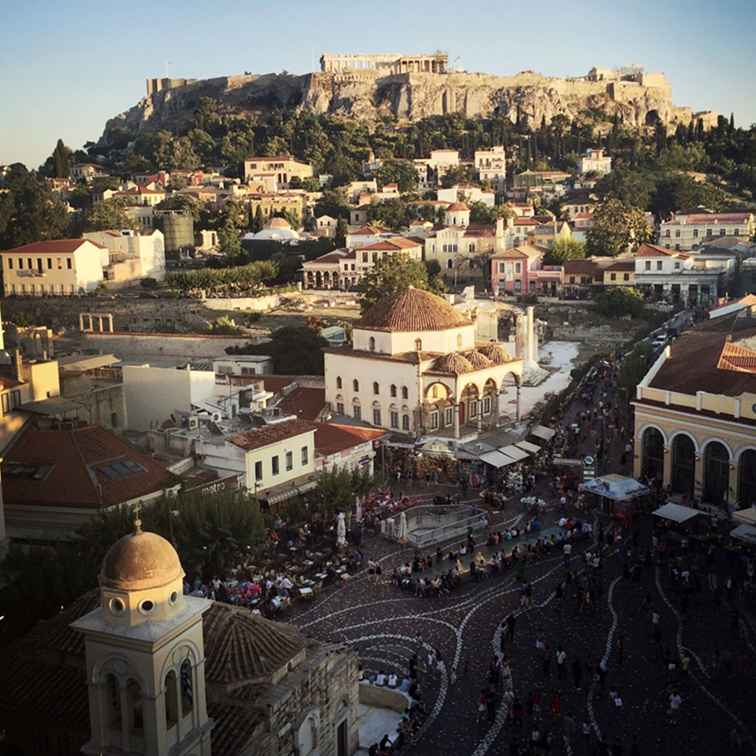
[1,0,755,169]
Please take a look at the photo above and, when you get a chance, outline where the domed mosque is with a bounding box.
[0,516,360,756]
[324,286,524,438]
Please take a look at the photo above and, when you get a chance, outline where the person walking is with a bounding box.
[556,647,567,680]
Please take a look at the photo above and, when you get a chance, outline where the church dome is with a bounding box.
[357,287,472,333]
[463,350,494,369]
[100,522,184,592]
[476,343,512,365]
[446,202,469,212]
[433,352,474,374]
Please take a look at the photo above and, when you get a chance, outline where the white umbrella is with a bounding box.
[336,512,347,547]
[398,511,408,544]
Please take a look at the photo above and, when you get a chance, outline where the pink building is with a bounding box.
[490,244,560,295]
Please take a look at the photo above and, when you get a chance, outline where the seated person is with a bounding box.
[387,673,399,688]
[375,671,387,686]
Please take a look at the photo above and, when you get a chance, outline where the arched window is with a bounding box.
[336,376,342,389]
[180,659,193,717]
[127,679,144,735]
[373,381,379,395]
[739,450,756,508]
[104,673,122,730]
[390,384,397,398]
[402,415,410,431]
[401,386,408,400]
[671,435,695,498]
[704,441,730,506]
[641,427,664,482]
[369,336,376,352]
[353,379,359,392]
[165,671,178,728]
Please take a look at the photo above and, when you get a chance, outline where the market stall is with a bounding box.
[579,473,650,521]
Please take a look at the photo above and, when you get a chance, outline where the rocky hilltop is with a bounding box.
[102,65,717,142]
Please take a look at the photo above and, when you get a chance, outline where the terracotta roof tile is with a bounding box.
[314,422,385,456]
[634,243,677,258]
[356,288,472,333]
[2,425,178,510]
[228,418,315,451]
[0,239,103,256]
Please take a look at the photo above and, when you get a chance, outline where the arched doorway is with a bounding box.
[671,434,695,498]
[704,441,730,506]
[738,449,756,508]
[641,427,665,482]
[459,384,479,428]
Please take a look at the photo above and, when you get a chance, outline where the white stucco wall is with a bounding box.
[244,430,316,493]
[123,365,193,431]
[352,323,476,356]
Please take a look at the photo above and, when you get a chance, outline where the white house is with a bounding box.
[315,215,338,238]
[578,148,612,176]
[474,146,507,188]
[659,212,755,251]
[83,228,166,281]
[438,184,495,207]
[1,239,106,296]
[633,243,731,305]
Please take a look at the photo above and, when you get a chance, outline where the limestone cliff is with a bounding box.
[101,68,717,143]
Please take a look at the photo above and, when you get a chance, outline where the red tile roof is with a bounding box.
[634,243,677,258]
[0,239,104,256]
[228,418,316,451]
[675,212,752,224]
[277,387,326,422]
[717,342,756,373]
[351,225,383,235]
[2,424,178,510]
[356,287,472,332]
[314,422,385,456]
[446,202,470,212]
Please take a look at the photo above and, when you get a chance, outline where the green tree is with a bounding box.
[156,194,200,221]
[544,238,586,265]
[252,205,264,232]
[218,215,242,260]
[358,255,438,313]
[0,164,69,247]
[83,198,138,231]
[650,173,724,219]
[586,199,651,257]
[374,159,419,193]
[367,198,410,231]
[593,287,646,318]
[51,139,72,178]
[595,168,657,210]
[227,325,328,374]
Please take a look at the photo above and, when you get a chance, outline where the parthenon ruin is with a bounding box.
[320,52,448,74]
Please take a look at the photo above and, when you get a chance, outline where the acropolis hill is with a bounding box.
[102,54,717,141]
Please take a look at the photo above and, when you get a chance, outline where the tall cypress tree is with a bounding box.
[51,139,71,178]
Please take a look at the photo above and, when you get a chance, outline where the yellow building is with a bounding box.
[246,192,304,224]
[243,156,313,187]
[633,306,756,511]
[602,260,635,287]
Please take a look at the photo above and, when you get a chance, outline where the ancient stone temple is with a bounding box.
[0,522,360,756]
[320,52,448,74]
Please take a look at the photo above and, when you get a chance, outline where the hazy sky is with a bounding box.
[2,0,755,168]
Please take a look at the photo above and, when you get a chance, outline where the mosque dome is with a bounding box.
[100,521,184,592]
[476,343,512,365]
[268,217,291,230]
[357,287,472,333]
[433,352,474,374]
[463,350,494,370]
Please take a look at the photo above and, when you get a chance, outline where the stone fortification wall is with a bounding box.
[102,64,714,146]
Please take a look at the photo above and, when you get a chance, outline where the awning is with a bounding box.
[480,450,517,469]
[733,507,756,527]
[498,445,529,462]
[653,502,703,524]
[263,479,319,505]
[730,524,756,545]
[580,474,650,501]
[531,425,556,441]
[515,440,541,455]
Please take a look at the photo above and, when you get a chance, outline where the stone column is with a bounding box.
[663,446,673,489]
[107,314,114,333]
[526,306,536,365]
[79,313,85,332]
[453,403,460,439]
[694,454,704,501]
[477,400,483,433]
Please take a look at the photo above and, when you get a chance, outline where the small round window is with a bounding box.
[109,597,125,615]
[169,591,178,605]
[139,600,155,615]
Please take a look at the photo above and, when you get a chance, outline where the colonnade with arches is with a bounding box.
[421,372,521,438]
[635,423,756,509]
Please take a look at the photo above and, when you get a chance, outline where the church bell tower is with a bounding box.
[71,517,213,756]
